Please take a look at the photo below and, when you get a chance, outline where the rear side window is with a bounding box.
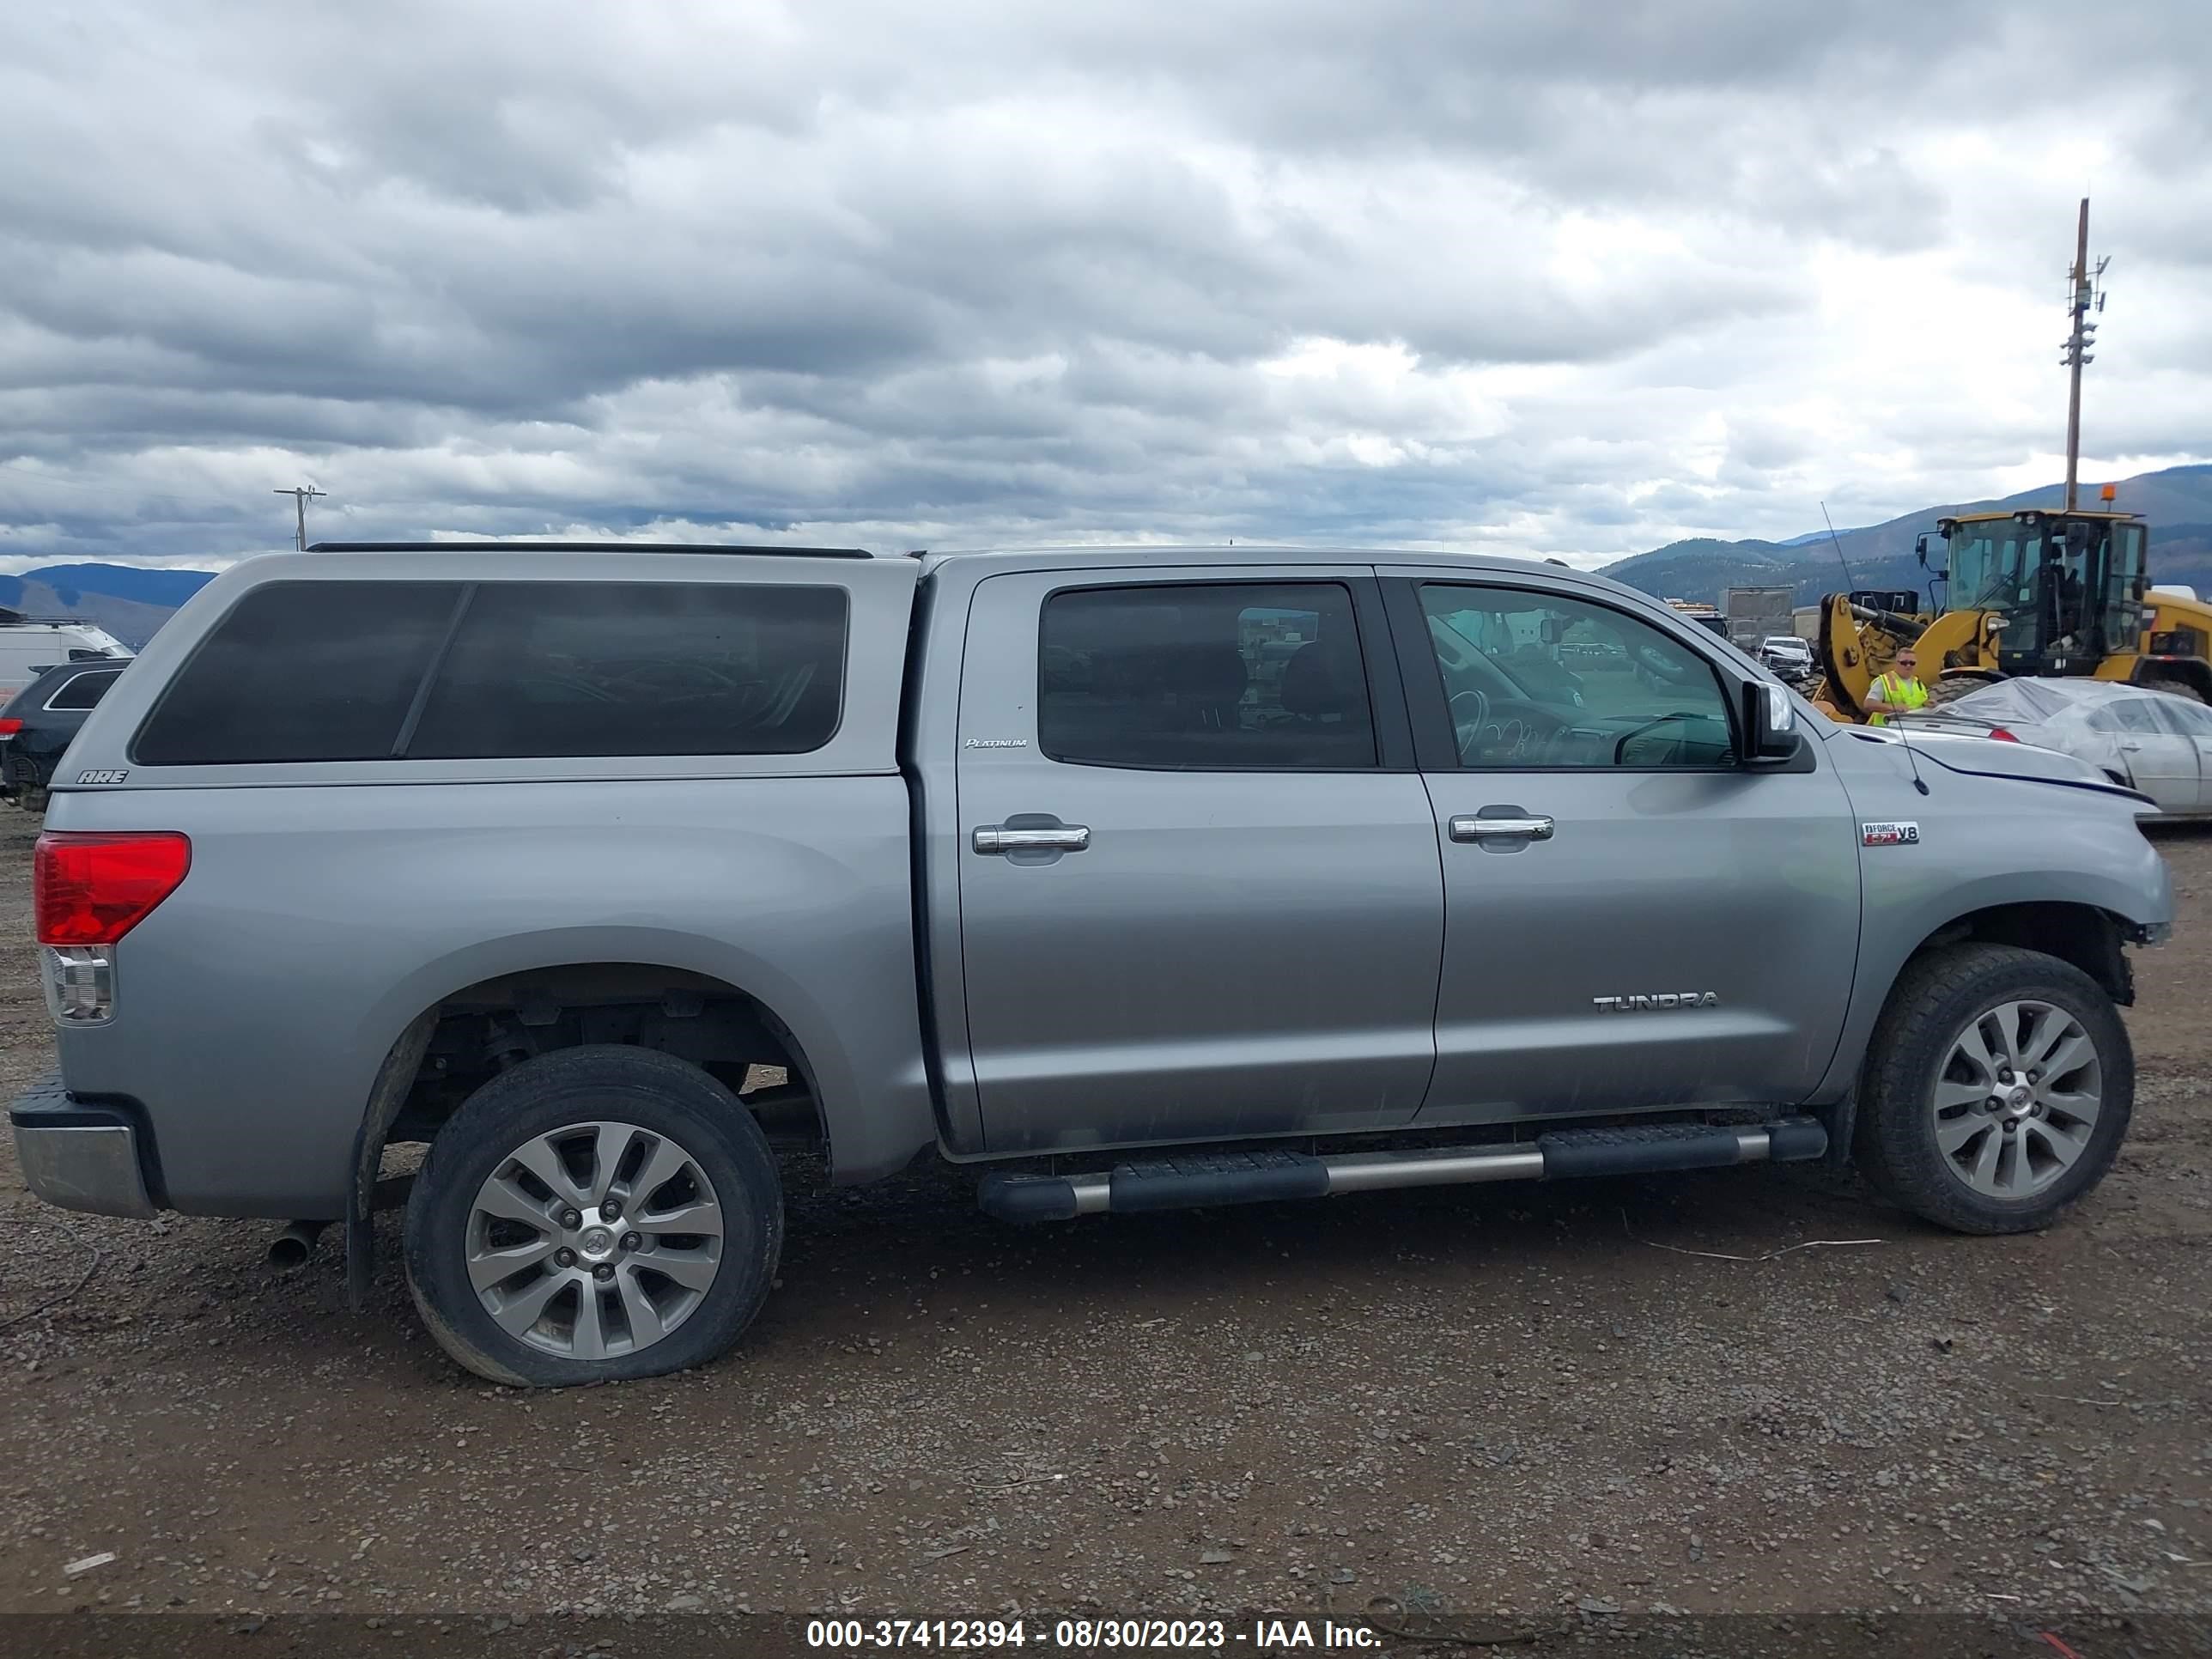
[134,579,847,765]
[407,581,845,759]
[135,582,460,764]
[48,669,122,711]
[1039,580,1376,769]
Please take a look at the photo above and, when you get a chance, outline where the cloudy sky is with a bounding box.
[2,0,2208,574]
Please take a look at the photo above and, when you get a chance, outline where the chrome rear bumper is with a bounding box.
[9,1073,157,1219]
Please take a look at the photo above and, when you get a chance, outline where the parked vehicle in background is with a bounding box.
[0,658,132,807]
[1892,678,2212,817]
[0,617,131,704]
[1723,586,1796,653]
[1759,635,1816,681]
[8,542,2174,1388]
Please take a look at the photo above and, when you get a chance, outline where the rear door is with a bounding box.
[1381,571,1863,1124]
[951,567,1444,1154]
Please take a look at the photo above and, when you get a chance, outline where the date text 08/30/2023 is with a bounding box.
[805,1618,1383,1650]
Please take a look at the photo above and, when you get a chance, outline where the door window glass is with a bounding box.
[1416,585,1735,769]
[1040,582,1376,769]
[2105,697,2167,735]
[2152,695,2212,737]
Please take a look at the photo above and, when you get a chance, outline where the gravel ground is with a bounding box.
[1,812,2209,1651]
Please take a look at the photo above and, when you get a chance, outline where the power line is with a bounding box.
[273,485,327,551]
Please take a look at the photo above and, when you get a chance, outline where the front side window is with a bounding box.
[1040,581,1376,769]
[1416,584,1735,769]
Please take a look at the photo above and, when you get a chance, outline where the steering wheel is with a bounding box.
[1449,688,1491,760]
[1611,711,1699,764]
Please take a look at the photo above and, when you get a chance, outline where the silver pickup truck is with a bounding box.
[10,544,2174,1386]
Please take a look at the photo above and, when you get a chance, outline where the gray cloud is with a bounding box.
[1,0,2208,570]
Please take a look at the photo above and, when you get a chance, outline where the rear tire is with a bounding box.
[404,1045,783,1387]
[1854,944,2130,1234]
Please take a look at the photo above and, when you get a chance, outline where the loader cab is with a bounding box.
[1934,508,2148,677]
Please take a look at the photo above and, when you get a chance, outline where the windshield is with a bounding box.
[1947,522,2042,611]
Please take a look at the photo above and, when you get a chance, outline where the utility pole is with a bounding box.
[2060,198,2109,512]
[273,485,326,550]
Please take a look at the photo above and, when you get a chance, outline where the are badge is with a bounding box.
[1862,820,1921,847]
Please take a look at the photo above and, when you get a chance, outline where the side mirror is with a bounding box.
[1916,534,1929,566]
[1742,679,1802,763]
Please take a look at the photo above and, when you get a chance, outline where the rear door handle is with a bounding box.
[1450,813,1554,842]
[2119,741,2143,753]
[974,825,1091,854]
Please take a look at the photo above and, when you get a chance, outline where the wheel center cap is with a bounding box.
[579,1226,615,1258]
[2005,1085,2034,1112]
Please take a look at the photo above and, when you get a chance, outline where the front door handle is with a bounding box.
[1449,813,1554,842]
[2118,740,2143,753]
[975,824,1091,854]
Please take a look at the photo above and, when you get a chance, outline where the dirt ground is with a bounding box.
[1,812,2209,1653]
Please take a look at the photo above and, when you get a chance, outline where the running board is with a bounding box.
[976,1118,1828,1223]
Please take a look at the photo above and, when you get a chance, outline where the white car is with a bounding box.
[1893,678,2212,817]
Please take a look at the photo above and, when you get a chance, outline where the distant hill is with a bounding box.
[1603,464,2212,606]
[0,562,219,647]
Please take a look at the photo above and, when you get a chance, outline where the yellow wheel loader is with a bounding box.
[1812,501,2212,722]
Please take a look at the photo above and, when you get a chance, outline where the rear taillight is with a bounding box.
[1987,726,2021,743]
[34,832,191,946]
[0,719,21,738]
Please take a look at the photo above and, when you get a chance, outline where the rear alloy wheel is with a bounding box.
[1855,944,2131,1234]
[405,1046,781,1386]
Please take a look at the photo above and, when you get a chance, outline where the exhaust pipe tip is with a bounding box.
[266,1219,330,1273]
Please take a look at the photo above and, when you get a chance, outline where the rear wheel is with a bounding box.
[1854,944,2130,1234]
[404,1045,782,1386]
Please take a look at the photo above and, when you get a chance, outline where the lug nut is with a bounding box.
[559,1208,582,1230]
[600,1198,621,1222]
[555,1248,577,1267]
[620,1232,641,1252]
[593,1263,615,1283]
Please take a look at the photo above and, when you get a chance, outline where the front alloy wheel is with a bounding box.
[1855,942,2132,1235]
[1929,1000,2102,1200]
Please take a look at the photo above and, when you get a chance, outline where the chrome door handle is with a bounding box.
[1450,814,1553,842]
[2119,741,2143,752]
[974,825,1091,854]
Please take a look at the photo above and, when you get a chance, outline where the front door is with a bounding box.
[2099,693,2202,811]
[952,568,1443,1154]
[2148,693,2212,810]
[1382,573,1863,1124]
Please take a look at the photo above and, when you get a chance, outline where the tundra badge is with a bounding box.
[1591,992,1719,1012]
[1862,821,1921,847]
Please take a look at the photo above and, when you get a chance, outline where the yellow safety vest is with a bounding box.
[1866,672,1928,726]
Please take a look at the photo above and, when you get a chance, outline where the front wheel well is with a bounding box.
[1905,902,2133,1008]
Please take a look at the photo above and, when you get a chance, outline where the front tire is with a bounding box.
[404,1045,783,1387]
[1854,944,2131,1234]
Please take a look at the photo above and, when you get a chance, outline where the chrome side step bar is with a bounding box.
[978,1117,1828,1223]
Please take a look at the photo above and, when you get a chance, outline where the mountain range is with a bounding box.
[0,562,221,647]
[1599,463,2212,609]
[5,464,2212,645]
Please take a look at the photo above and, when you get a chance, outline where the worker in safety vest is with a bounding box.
[1864,648,1929,726]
